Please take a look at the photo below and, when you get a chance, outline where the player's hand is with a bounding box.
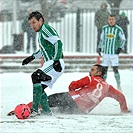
[121,109,131,113]
[53,60,62,72]
[22,55,35,65]
[116,48,122,54]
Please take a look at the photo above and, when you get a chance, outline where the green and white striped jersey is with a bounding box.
[99,24,126,54]
[33,23,63,62]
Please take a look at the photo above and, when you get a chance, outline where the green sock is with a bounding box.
[32,83,42,111]
[114,73,121,87]
[103,73,107,81]
[40,92,51,114]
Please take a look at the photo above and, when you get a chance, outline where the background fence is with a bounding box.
[0,9,133,54]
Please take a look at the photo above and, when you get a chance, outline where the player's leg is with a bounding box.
[39,91,52,115]
[45,93,64,113]
[48,92,80,114]
[41,59,65,89]
[38,59,64,115]
[30,69,52,117]
[103,66,108,81]
[48,93,64,108]
[112,66,121,90]
[111,54,121,90]
[59,92,80,114]
[101,54,110,81]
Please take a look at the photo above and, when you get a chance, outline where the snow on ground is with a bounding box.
[0,69,133,133]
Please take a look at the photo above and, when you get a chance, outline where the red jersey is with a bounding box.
[69,76,128,113]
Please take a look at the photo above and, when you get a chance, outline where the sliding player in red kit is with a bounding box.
[7,64,129,116]
[68,64,128,113]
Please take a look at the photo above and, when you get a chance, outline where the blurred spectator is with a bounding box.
[22,9,37,53]
[107,0,123,18]
[117,12,129,53]
[95,3,110,53]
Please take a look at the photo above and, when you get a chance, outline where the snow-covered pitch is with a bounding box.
[0,70,133,133]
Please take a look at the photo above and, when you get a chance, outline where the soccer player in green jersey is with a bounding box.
[98,14,126,91]
[22,11,65,117]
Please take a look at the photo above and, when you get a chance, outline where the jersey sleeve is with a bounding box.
[98,28,104,49]
[68,76,91,91]
[32,49,42,59]
[118,28,126,48]
[53,40,63,60]
[41,24,60,44]
[40,24,63,60]
[106,85,128,113]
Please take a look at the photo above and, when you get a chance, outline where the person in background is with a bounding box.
[22,11,65,117]
[107,0,122,18]
[97,14,126,91]
[117,12,129,53]
[95,2,110,53]
[7,64,129,116]
[22,9,37,53]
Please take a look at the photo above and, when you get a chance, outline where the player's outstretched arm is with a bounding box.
[107,85,129,113]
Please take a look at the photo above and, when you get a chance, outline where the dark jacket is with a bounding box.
[95,8,110,30]
[22,16,34,34]
[117,16,129,36]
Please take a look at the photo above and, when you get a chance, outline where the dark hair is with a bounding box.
[109,14,116,18]
[28,11,44,22]
[93,64,105,78]
[101,2,107,7]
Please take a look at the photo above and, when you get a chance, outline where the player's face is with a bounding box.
[29,17,43,32]
[108,16,116,26]
[89,66,101,76]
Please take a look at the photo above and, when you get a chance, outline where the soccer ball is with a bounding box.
[14,104,31,120]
